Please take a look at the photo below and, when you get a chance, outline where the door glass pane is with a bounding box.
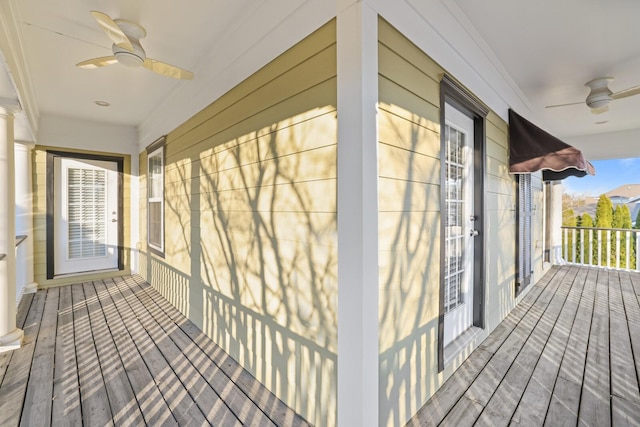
[67,167,107,259]
[444,126,465,314]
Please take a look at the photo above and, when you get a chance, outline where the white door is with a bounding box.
[54,157,119,275]
[443,103,475,346]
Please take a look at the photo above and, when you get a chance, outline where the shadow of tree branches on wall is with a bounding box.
[142,103,338,426]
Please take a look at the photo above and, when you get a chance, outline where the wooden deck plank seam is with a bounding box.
[119,277,249,426]
[512,267,588,424]
[473,265,580,425]
[103,277,212,426]
[544,267,599,426]
[106,278,207,426]
[412,267,563,426]
[72,283,116,426]
[127,275,311,426]
[577,269,612,426]
[20,288,61,427]
[620,272,640,399]
[0,291,47,426]
[93,279,179,426]
[507,265,587,426]
[438,267,569,425]
[83,281,147,425]
[530,266,589,426]
[108,277,237,425]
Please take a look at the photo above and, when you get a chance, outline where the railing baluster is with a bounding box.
[589,228,593,264]
[607,229,611,268]
[626,230,631,269]
[598,229,602,267]
[559,226,639,272]
[580,228,584,265]
[637,231,640,271]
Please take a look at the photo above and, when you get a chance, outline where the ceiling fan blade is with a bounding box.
[591,105,609,115]
[90,11,133,52]
[143,58,194,80]
[76,56,118,69]
[545,101,584,109]
[611,85,640,100]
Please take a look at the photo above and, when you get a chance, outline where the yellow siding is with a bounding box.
[377,18,523,426]
[140,20,337,427]
[32,146,133,288]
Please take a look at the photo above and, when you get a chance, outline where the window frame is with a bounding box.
[146,137,166,257]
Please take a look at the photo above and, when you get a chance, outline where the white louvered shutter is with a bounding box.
[518,174,532,289]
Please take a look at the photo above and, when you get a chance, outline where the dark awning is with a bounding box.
[508,109,595,181]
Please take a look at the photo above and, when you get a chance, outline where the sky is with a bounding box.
[563,158,640,196]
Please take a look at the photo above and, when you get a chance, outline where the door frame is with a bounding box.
[438,75,488,371]
[46,150,124,279]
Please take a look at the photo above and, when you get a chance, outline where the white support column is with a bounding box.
[336,2,379,426]
[15,141,37,297]
[549,181,565,265]
[0,104,24,352]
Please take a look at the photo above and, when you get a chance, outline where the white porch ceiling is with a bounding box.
[4,0,640,160]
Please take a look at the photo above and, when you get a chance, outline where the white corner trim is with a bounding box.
[336,2,380,426]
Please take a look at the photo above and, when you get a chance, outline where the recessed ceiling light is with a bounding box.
[94,100,110,107]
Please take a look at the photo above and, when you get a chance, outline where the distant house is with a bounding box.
[606,184,640,204]
[607,184,640,225]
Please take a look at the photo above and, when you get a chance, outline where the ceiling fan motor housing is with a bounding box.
[585,77,613,109]
[112,42,146,67]
[112,19,147,67]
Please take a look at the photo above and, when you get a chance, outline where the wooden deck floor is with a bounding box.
[408,265,640,426]
[0,275,310,427]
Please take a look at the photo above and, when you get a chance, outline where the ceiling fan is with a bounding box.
[76,11,194,80]
[545,77,640,114]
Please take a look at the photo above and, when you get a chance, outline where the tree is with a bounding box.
[563,208,576,227]
[580,213,593,228]
[594,195,613,265]
[577,213,594,265]
[612,205,624,228]
[635,208,640,229]
[594,195,613,228]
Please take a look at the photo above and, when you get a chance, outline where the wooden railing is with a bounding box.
[561,226,640,271]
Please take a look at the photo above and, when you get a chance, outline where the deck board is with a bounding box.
[409,265,640,426]
[20,287,59,427]
[92,279,178,426]
[83,282,146,426]
[579,269,611,426]
[0,275,308,427]
[72,283,114,426]
[124,277,279,427]
[510,266,587,426]
[128,275,312,427]
[476,266,577,426]
[51,285,83,425]
[0,290,46,426]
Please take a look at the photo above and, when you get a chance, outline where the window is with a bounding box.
[147,140,165,254]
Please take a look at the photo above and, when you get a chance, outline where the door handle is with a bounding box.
[111,219,118,223]
[469,229,479,237]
